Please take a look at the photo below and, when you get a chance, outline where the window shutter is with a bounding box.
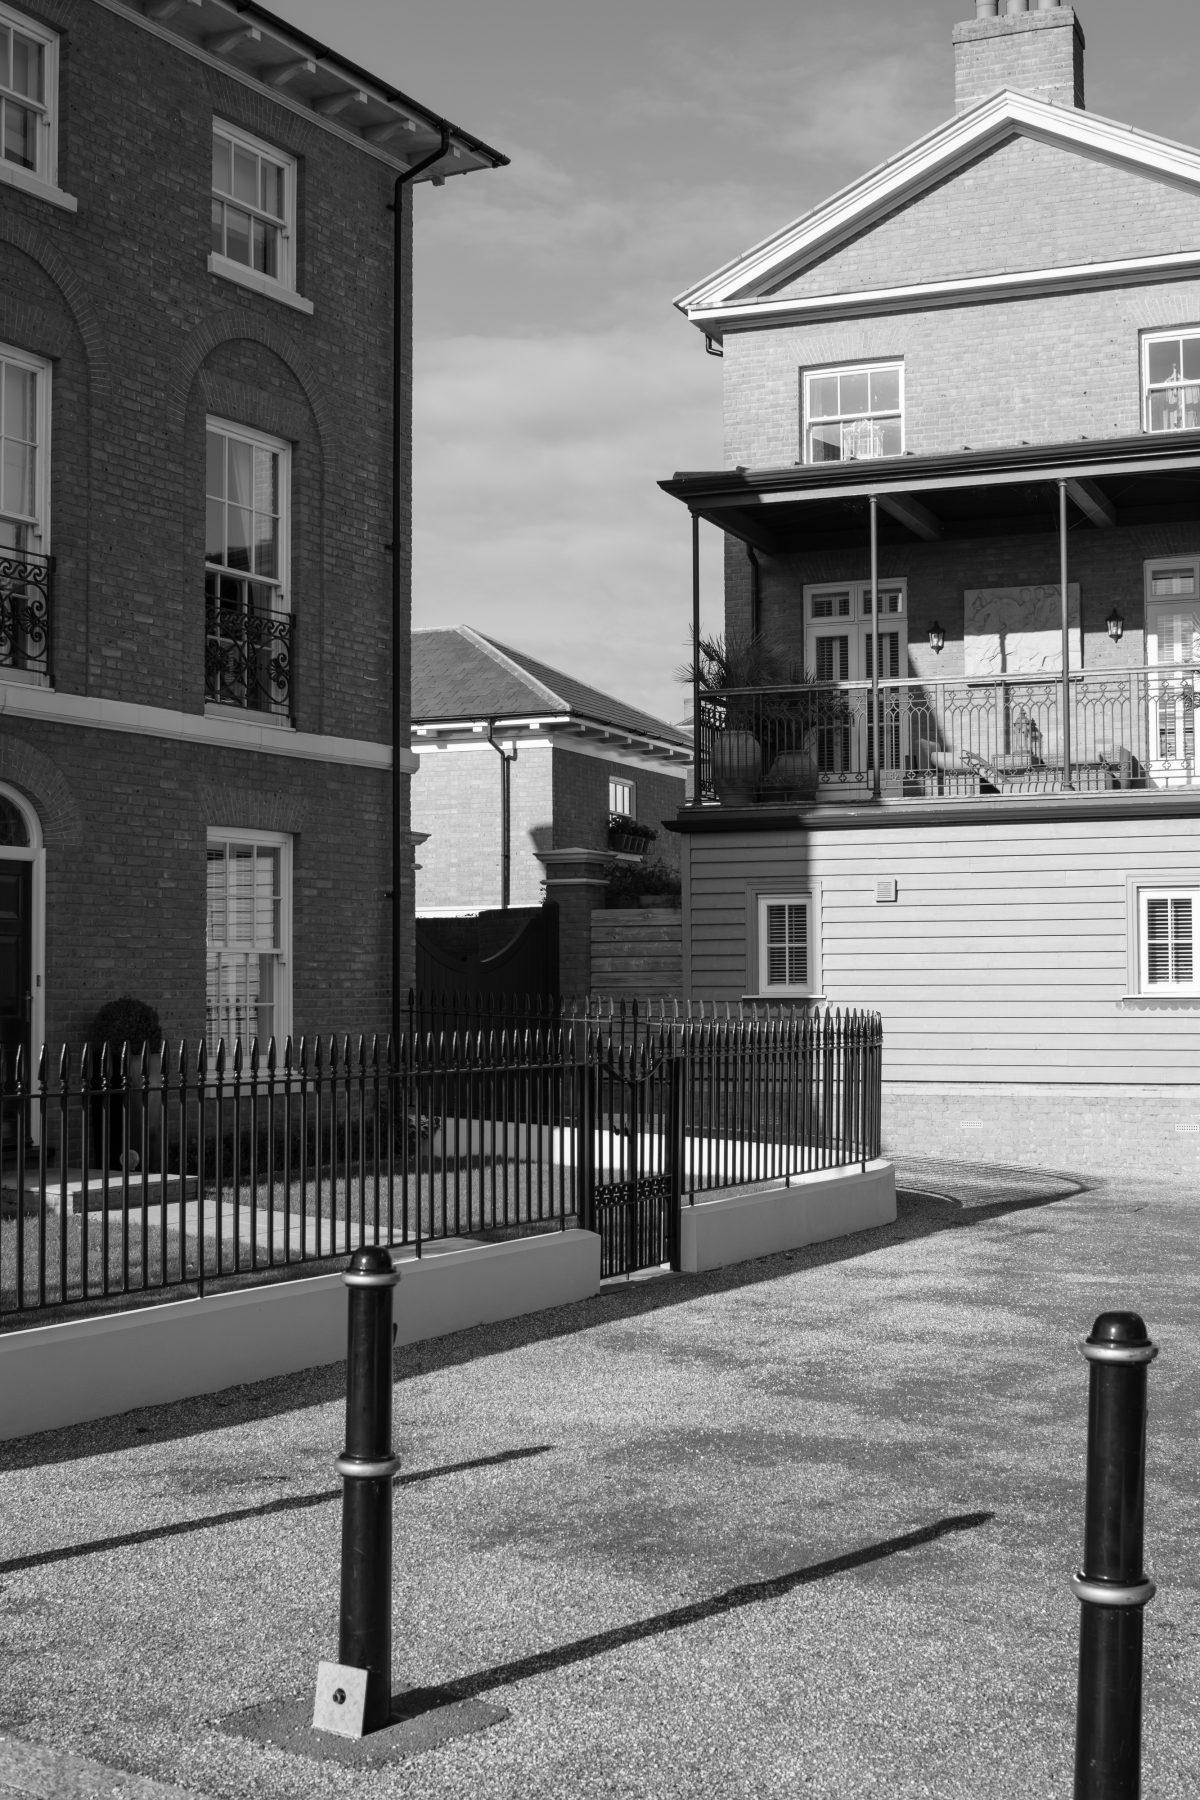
[1172,897,1193,983]
[765,900,808,987]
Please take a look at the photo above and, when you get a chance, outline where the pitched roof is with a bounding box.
[411,627,691,749]
[676,89,1200,337]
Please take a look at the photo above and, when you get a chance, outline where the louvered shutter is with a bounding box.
[764,899,808,989]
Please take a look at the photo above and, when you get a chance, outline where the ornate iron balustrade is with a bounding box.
[698,665,1200,803]
[0,548,51,680]
[204,582,294,722]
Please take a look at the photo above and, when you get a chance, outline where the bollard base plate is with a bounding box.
[219,1681,508,1766]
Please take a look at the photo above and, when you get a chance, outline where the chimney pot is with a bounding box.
[975,0,999,14]
[1036,0,1062,9]
[1005,0,1030,14]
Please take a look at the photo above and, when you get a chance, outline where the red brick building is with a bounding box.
[411,628,690,997]
[0,0,503,1080]
[663,1,1200,1176]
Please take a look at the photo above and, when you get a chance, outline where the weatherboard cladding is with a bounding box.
[684,814,1200,1087]
[411,629,690,746]
[768,135,1200,304]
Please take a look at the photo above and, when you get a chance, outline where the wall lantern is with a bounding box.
[928,622,946,654]
[1106,608,1125,644]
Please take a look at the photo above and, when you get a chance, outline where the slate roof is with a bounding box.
[411,627,691,749]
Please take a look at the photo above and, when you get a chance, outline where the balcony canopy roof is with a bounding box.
[659,430,1200,554]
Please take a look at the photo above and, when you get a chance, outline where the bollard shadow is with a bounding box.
[0,1445,554,1576]
[387,1509,995,1719]
[0,1161,1094,1473]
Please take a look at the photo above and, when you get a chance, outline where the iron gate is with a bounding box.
[577,1032,683,1278]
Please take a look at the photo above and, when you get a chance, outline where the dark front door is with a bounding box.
[0,863,31,1087]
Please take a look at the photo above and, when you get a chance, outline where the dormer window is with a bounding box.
[804,362,903,464]
[1143,330,1200,434]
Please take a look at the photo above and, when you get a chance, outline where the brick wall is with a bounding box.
[551,748,686,871]
[413,743,554,912]
[1,719,393,1048]
[752,518,1200,683]
[0,2,412,1045]
[723,276,1200,468]
[773,138,1200,305]
[952,9,1084,113]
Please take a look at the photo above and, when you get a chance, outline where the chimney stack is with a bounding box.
[954,2,1084,112]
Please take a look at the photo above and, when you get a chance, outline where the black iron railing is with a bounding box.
[0,548,51,680]
[204,577,294,722]
[0,1003,882,1321]
[699,665,1200,802]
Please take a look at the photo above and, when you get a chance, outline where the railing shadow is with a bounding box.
[0,1167,1091,1473]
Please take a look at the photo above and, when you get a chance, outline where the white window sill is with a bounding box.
[0,668,50,689]
[742,993,825,1004]
[0,159,77,212]
[207,253,314,315]
[1120,993,1200,1009]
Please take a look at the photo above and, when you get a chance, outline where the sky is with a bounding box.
[270,0,1200,725]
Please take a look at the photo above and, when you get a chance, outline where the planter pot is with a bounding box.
[762,737,821,801]
[610,830,653,856]
[711,730,762,805]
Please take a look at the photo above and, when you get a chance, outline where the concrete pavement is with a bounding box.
[0,1156,1196,1799]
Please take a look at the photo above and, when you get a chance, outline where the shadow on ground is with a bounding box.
[0,1157,1097,1474]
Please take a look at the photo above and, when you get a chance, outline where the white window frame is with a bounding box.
[0,339,50,553]
[0,2,73,210]
[209,118,311,313]
[803,360,904,465]
[609,775,636,818]
[205,416,292,721]
[752,888,820,999]
[205,829,292,1057]
[1,341,51,686]
[1142,327,1200,436]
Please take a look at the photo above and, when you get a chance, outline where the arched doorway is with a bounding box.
[0,786,44,1113]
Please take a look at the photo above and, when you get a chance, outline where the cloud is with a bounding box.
[412,328,725,721]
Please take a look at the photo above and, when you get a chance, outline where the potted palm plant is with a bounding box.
[679,633,845,803]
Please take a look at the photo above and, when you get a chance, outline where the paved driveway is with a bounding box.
[0,1159,1197,1799]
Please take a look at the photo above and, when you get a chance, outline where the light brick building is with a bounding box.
[662,0,1200,1176]
[0,0,503,1093]
[411,627,690,998]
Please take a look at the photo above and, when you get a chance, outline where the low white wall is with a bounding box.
[0,1230,600,1444]
[679,1160,896,1275]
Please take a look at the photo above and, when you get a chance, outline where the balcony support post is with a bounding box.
[691,510,701,803]
[1059,478,1073,790]
[869,494,880,800]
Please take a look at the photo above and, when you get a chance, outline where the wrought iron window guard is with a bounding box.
[204,583,294,723]
[0,548,52,681]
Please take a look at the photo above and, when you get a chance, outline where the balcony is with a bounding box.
[698,666,1200,806]
[0,548,51,681]
[204,577,294,723]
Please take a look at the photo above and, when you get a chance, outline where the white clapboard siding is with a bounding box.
[686,811,1200,1084]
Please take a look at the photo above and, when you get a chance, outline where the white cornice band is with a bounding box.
[0,683,400,770]
[687,248,1200,336]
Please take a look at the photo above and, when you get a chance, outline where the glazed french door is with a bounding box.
[806,581,907,785]
[1145,563,1200,786]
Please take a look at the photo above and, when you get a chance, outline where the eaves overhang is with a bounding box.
[98,0,508,177]
[659,431,1200,551]
[411,714,692,763]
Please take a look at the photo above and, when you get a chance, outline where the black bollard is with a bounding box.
[334,1246,401,1734]
[1072,1311,1159,1800]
